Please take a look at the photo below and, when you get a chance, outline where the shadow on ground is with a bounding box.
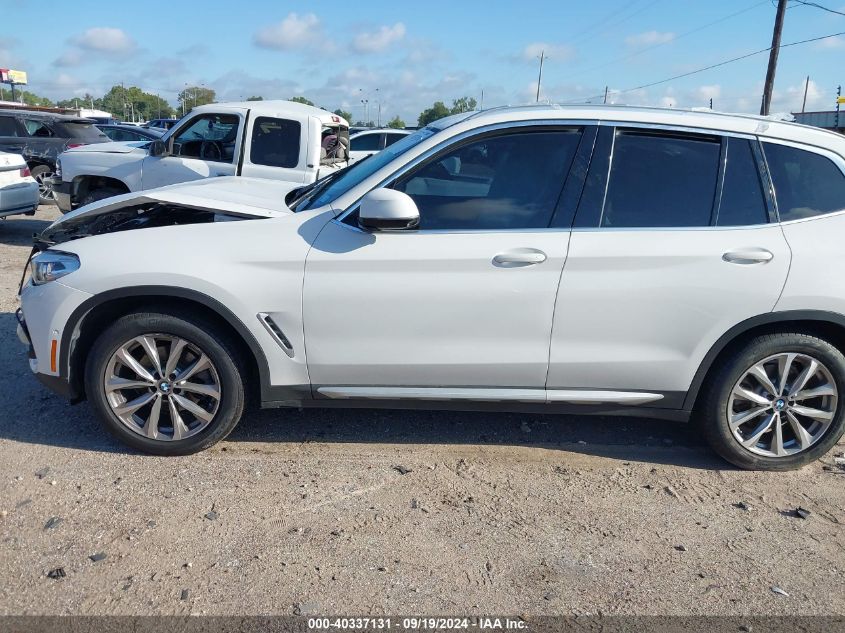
[0,214,53,247]
[0,311,724,469]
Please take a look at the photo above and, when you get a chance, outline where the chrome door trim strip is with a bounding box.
[317,386,664,405]
[545,390,664,405]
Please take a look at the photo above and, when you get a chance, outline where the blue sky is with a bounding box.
[2,0,844,122]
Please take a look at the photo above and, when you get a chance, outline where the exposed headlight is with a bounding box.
[31,251,80,286]
[55,157,62,178]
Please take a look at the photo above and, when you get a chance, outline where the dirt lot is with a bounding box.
[1,206,844,617]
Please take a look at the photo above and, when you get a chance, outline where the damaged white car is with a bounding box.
[17,105,845,470]
[52,100,349,212]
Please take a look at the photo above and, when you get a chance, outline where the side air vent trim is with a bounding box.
[257,313,295,357]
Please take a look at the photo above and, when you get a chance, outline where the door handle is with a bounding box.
[722,248,774,265]
[493,249,547,267]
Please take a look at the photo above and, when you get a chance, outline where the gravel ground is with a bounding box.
[1,206,844,617]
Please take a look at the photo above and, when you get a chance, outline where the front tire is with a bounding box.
[85,310,245,455]
[699,333,845,470]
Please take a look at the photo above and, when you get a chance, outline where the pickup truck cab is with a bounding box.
[53,100,349,212]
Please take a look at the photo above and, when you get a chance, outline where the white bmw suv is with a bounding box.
[16,105,845,470]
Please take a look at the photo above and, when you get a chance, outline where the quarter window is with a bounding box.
[350,133,381,152]
[717,138,768,226]
[384,133,406,147]
[763,142,845,221]
[393,129,581,230]
[602,130,720,228]
[23,119,54,137]
[250,117,301,168]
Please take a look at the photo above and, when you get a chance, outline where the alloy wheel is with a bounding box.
[727,352,837,458]
[103,334,221,441]
[34,169,54,201]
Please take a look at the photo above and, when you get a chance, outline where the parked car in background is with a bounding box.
[53,100,349,212]
[97,124,165,142]
[0,110,109,204]
[144,118,179,131]
[18,105,845,469]
[0,151,38,218]
[349,128,411,163]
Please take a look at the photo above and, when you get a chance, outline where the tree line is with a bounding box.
[5,84,480,128]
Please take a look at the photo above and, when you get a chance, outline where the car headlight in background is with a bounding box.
[30,251,80,286]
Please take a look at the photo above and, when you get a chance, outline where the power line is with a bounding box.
[558,29,845,104]
[621,29,845,94]
[791,0,845,17]
[559,0,770,82]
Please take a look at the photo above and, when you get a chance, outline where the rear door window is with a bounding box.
[601,130,720,228]
[0,116,19,136]
[249,117,301,168]
[716,137,768,226]
[763,142,845,221]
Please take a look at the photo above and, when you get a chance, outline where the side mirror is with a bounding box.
[358,189,420,231]
[148,140,166,157]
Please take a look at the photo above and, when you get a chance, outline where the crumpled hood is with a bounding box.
[41,176,300,246]
[65,140,149,154]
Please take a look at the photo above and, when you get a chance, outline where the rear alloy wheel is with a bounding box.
[86,311,245,455]
[30,165,55,205]
[701,333,845,470]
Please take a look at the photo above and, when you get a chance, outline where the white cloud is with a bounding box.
[625,30,675,48]
[520,42,575,63]
[253,13,323,51]
[816,35,845,50]
[74,27,136,54]
[352,23,406,53]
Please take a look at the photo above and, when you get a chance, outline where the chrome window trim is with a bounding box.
[330,217,572,236]
[597,119,759,142]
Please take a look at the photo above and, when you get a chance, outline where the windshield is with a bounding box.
[296,126,437,211]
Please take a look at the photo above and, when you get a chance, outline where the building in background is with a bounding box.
[793,111,845,134]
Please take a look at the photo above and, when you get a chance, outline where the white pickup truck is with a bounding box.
[52,100,349,213]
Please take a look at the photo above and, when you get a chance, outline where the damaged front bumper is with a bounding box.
[51,177,73,213]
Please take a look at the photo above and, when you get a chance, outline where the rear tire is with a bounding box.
[699,332,845,470]
[30,165,55,205]
[79,186,125,207]
[85,310,246,455]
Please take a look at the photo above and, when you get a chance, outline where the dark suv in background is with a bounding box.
[0,109,108,204]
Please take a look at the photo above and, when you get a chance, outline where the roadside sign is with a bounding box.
[0,69,27,85]
[838,96,845,104]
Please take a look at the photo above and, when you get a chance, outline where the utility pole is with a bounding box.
[760,0,787,116]
[603,86,609,104]
[801,76,810,113]
[536,50,545,103]
[709,97,713,110]
[837,85,841,130]
[480,89,484,111]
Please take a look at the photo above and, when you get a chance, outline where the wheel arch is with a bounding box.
[62,286,271,405]
[72,175,131,200]
[686,310,845,411]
